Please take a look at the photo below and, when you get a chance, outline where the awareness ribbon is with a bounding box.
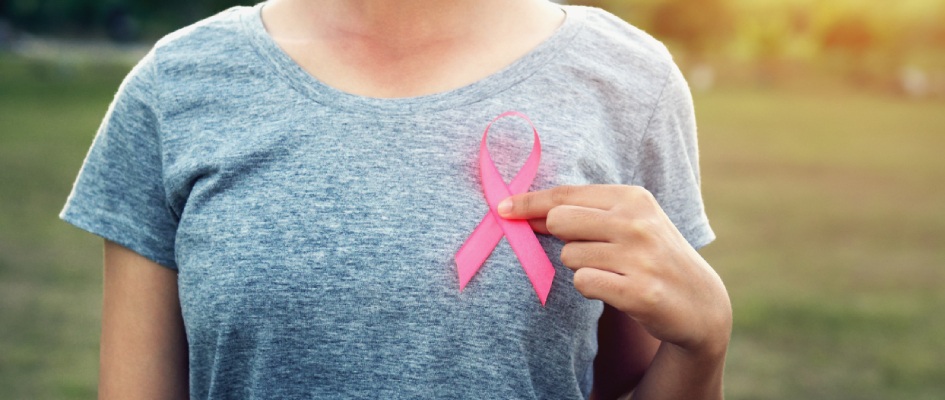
[455,111,555,305]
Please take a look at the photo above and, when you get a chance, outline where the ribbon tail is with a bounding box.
[455,213,504,290]
[500,217,556,306]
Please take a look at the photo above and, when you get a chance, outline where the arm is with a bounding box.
[100,240,188,399]
[626,339,726,399]
[499,185,731,399]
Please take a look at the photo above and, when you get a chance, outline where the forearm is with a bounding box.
[628,341,727,400]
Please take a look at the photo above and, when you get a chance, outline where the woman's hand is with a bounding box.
[498,184,731,359]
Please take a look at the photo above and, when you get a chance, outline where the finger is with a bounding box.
[574,267,665,325]
[498,185,628,219]
[545,205,615,242]
[527,218,550,235]
[572,268,634,310]
[560,242,627,274]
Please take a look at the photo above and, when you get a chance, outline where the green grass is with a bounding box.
[695,88,945,399]
[0,55,124,399]
[1,54,944,399]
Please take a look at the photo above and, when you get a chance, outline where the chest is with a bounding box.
[151,52,638,341]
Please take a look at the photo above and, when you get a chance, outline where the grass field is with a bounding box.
[695,87,945,399]
[1,55,943,399]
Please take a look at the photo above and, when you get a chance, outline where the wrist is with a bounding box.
[684,253,733,360]
[667,302,732,363]
[675,335,729,364]
[669,318,731,366]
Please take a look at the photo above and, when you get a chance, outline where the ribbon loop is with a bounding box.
[456,111,555,305]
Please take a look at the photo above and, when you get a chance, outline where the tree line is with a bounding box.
[3,0,944,83]
[2,0,255,41]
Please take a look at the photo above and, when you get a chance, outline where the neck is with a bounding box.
[278,0,505,43]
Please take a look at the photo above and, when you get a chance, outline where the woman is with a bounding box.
[61,0,731,398]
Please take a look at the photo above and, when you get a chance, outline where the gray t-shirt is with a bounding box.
[61,2,714,399]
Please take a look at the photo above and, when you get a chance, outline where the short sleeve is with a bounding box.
[59,50,179,270]
[632,64,715,250]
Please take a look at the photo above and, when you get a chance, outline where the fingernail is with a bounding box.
[497,198,513,216]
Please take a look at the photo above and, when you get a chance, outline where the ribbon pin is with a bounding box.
[456,111,555,305]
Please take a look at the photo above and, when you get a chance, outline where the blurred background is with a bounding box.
[1,0,943,398]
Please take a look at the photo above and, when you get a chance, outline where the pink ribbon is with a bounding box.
[456,111,555,305]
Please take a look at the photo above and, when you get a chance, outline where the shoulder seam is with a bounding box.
[626,62,675,186]
[126,50,175,221]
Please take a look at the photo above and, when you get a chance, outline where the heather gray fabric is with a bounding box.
[61,2,714,399]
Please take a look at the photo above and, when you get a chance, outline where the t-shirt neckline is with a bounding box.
[240,1,583,114]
